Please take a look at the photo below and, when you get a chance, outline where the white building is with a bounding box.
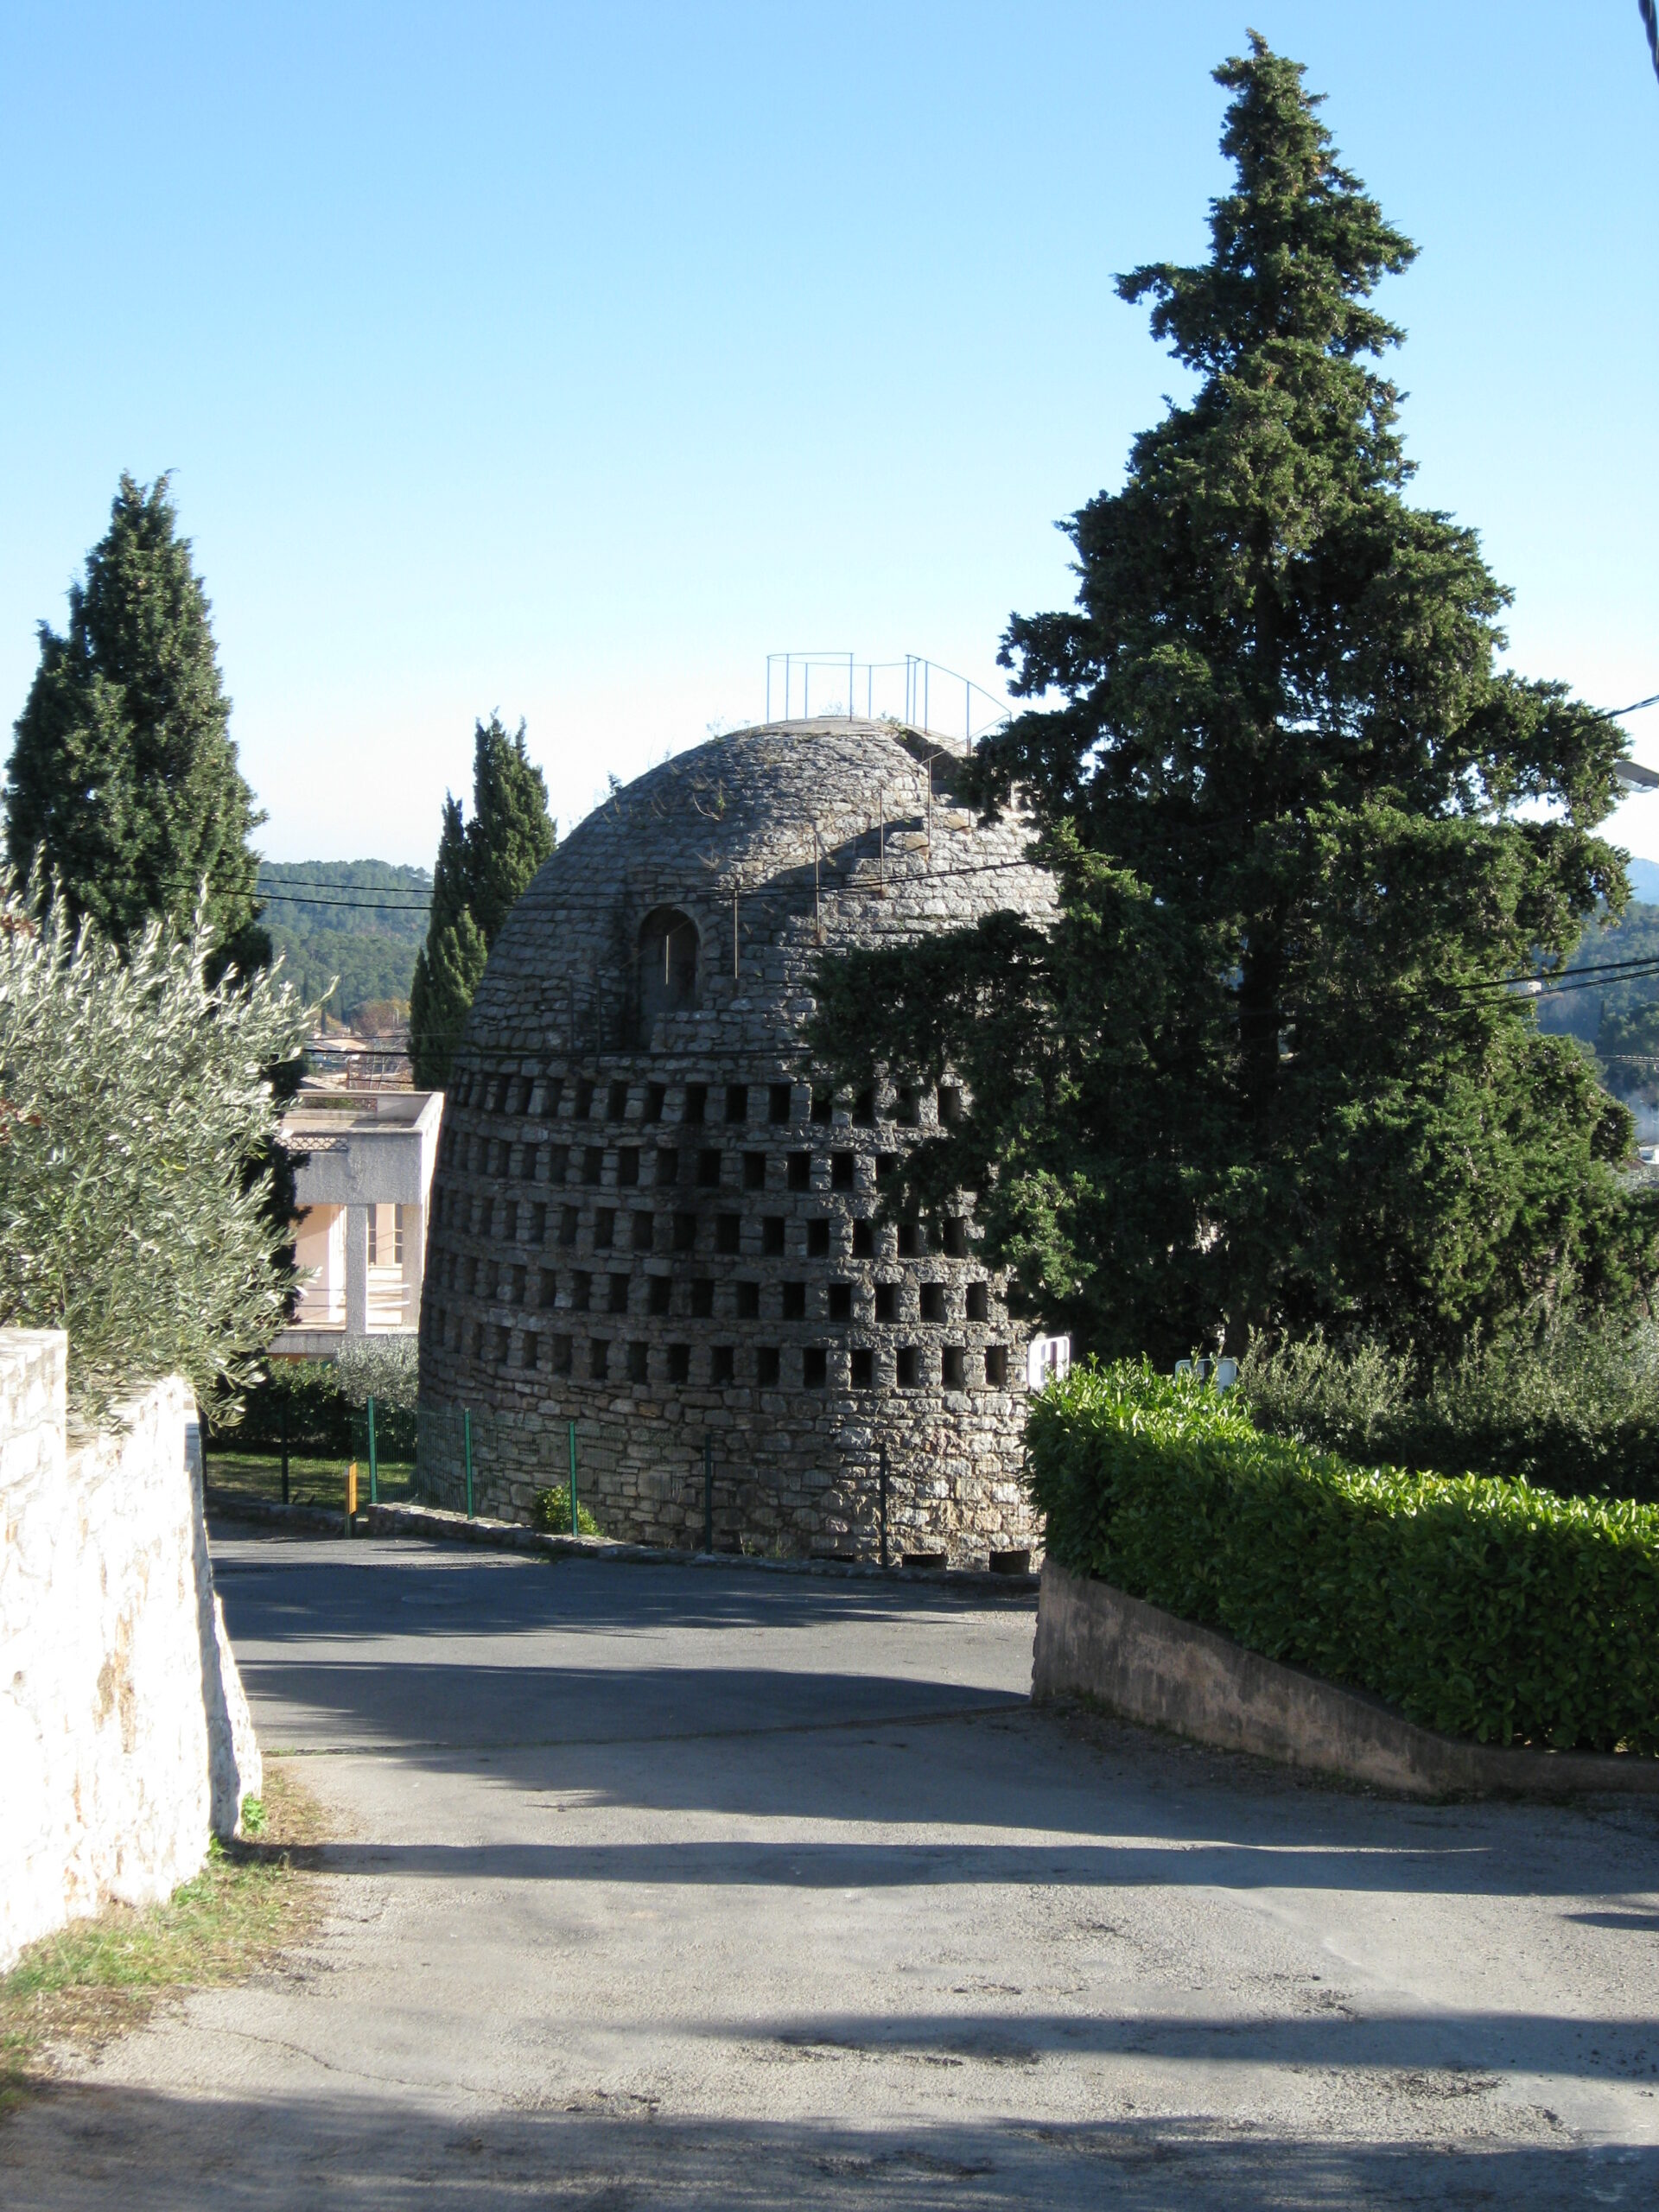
[274,1090,443,1357]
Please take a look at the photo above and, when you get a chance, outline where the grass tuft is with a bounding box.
[0,1760,326,2116]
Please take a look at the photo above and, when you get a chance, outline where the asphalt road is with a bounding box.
[4,1525,1659,2208]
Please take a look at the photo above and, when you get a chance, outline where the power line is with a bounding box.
[257,872,430,891]
[258,888,432,911]
[1445,951,1659,996]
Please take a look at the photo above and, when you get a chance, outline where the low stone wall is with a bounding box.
[0,1331,263,1973]
[1031,1558,1659,1799]
[414,1393,1037,1567]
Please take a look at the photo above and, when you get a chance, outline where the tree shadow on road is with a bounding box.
[2,2084,1651,2210]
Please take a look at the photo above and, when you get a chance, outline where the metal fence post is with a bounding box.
[280,1397,289,1507]
[702,1435,714,1553]
[879,1441,889,1569]
[569,1418,579,1535]
[367,1395,378,1507]
[463,1409,474,1519]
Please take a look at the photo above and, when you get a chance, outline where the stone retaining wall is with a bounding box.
[1031,1558,1659,1799]
[0,1331,262,1972]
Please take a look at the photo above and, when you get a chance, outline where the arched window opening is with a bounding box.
[639,907,700,1022]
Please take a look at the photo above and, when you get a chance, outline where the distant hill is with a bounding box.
[1535,893,1659,1115]
[256,860,430,1023]
[1627,857,1659,906]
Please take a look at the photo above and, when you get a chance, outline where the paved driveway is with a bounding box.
[5,1526,1659,2207]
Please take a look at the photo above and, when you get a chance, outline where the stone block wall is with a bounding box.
[0,1331,262,1973]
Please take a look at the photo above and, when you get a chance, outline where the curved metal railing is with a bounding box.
[764,652,1012,753]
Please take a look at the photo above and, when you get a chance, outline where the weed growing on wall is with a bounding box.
[531,1484,602,1538]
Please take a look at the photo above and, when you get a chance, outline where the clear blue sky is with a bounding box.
[2,3,1656,868]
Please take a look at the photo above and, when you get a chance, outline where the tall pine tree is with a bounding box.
[810,37,1655,1363]
[409,718,554,1088]
[5,474,266,969]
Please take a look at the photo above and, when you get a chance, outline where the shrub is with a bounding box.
[205,1347,417,1460]
[1027,1359,1659,1753]
[1239,1322,1659,1503]
[0,886,309,1416]
[531,1484,601,1538]
[333,1332,418,1415]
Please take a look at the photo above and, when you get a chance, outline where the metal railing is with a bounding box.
[764,652,1012,753]
[287,1270,414,1332]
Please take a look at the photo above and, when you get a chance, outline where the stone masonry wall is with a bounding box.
[0,1331,262,1973]
[416,719,1057,1566]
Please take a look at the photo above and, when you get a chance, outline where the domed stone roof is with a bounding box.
[416,718,1058,1566]
[467,716,1056,1061]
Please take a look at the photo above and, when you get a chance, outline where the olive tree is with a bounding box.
[0,881,310,1415]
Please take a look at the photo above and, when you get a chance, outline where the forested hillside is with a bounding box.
[256,860,430,1024]
[1539,898,1659,1103]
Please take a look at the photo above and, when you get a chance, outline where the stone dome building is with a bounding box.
[416,716,1058,1563]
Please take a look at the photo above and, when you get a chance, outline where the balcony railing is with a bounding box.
[288,1267,413,1332]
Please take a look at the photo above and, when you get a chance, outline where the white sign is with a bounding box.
[1027,1334,1072,1390]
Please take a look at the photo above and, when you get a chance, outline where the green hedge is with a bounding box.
[204,1362,417,1460]
[1027,1360,1659,1753]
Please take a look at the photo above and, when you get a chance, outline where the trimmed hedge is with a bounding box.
[1027,1360,1659,1754]
[204,1362,417,1460]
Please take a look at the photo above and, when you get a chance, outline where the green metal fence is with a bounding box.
[414,1405,747,1550]
[201,1392,414,1513]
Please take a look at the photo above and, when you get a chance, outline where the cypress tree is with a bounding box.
[5,474,266,966]
[466,715,556,944]
[408,724,554,1088]
[810,37,1655,1362]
